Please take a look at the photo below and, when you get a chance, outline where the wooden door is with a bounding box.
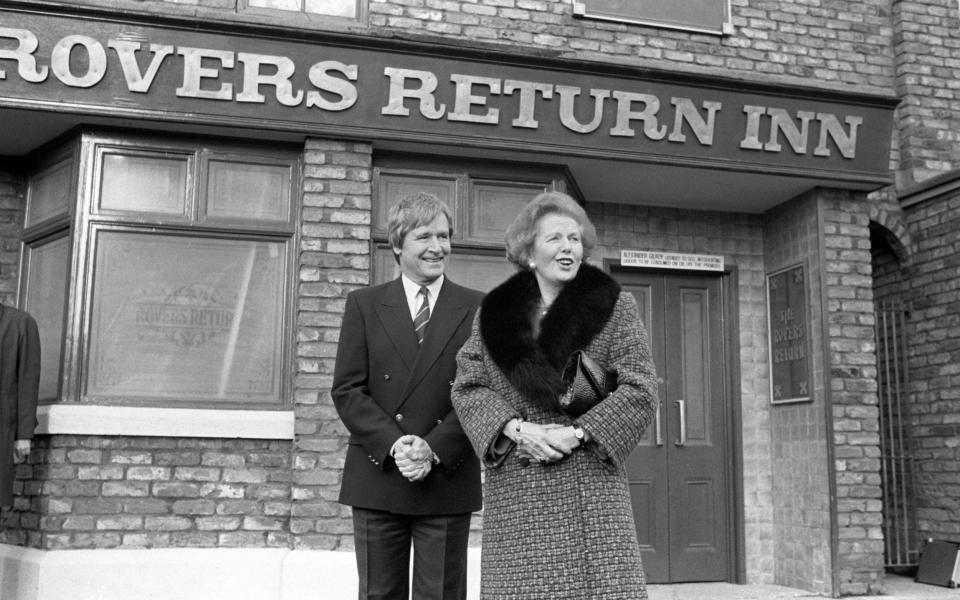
[614,268,733,583]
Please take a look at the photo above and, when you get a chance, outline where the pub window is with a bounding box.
[20,132,300,410]
[243,0,362,20]
[372,155,574,293]
[20,143,77,403]
[572,0,733,36]
[21,233,70,402]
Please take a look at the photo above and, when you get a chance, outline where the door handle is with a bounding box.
[655,399,663,447]
[654,377,664,447]
[674,400,686,447]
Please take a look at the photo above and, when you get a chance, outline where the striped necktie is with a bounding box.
[413,286,430,345]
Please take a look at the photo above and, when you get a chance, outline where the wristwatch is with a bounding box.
[573,426,585,442]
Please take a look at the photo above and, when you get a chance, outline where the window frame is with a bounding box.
[19,139,80,405]
[21,131,301,413]
[80,224,294,408]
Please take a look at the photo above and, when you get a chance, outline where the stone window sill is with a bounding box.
[36,404,295,440]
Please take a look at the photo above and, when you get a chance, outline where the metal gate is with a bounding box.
[874,301,919,568]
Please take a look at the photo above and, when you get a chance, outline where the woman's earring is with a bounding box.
[528,262,536,270]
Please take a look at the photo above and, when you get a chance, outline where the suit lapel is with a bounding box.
[373,279,418,372]
[397,280,470,409]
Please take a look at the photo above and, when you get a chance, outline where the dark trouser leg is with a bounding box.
[410,513,472,600]
[353,507,412,600]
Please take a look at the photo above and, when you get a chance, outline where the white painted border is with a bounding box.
[36,404,295,439]
[571,0,734,36]
[0,545,481,600]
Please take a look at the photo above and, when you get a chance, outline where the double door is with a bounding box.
[614,268,735,583]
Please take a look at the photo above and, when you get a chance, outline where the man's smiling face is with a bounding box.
[394,214,452,285]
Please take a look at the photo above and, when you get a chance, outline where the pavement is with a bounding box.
[647,574,959,599]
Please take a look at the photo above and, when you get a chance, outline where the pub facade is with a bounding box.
[0,0,956,598]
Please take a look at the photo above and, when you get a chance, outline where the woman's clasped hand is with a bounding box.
[503,419,583,464]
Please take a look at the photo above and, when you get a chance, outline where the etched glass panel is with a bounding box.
[467,181,545,244]
[206,160,291,223]
[375,174,457,236]
[305,0,357,17]
[87,231,287,404]
[99,152,189,216]
[26,159,72,227]
[23,237,70,401]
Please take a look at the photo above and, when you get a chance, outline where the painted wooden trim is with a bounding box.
[35,404,295,439]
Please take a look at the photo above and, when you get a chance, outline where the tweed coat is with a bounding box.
[452,264,658,600]
[0,305,40,507]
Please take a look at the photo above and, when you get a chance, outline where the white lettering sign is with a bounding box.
[621,250,724,271]
[0,25,866,159]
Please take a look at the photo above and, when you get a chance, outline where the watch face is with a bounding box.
[574,427,584,440]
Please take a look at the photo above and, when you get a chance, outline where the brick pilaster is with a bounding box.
[823,192,885,596]
[293,139,373,550]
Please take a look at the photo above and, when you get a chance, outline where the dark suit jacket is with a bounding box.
[0,305,40,507]
[332,278,482,515]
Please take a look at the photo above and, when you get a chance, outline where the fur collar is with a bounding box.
[479,263,620,409]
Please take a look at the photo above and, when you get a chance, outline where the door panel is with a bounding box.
[669,278,728,581]
[625,277,670,577]
[618,269,731,583]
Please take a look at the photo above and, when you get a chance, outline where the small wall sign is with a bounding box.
[621,250,724,271]
[766,264,811,404]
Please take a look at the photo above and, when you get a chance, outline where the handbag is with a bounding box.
[560,350,618,417]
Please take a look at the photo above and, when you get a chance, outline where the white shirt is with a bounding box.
[401,274,443,321]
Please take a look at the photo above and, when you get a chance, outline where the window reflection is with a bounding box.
[100,153,189,216]
[26,160,72,227]
[206,160,290,222]
[23,237,70,401]
[87,232,286,404]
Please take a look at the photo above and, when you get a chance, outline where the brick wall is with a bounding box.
[763,191,833,594]
[1,436,292,549]
[0,168,24,306]
[760,189,886,596]
[901,182,960,543]
[822,191,885,595]
[367,0,894,89]
[892,0,960,186]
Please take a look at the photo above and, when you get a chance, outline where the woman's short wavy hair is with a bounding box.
[504,191,597,269]
[387,192,454,263]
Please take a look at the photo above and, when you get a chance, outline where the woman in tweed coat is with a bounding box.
[452,191,658,600]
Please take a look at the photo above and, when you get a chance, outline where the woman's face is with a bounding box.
[530,213,583,287]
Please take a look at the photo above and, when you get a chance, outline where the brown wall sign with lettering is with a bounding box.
[0,5,896,185]
[767,264,812,404]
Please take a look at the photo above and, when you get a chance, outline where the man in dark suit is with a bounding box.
[332,193,483,600]
[0,304,40,508]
